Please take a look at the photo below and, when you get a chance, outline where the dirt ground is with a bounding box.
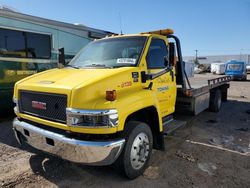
[0,74,249,188]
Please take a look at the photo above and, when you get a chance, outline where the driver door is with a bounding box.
[146,37,176,117]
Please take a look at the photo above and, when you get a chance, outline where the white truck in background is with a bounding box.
[211,63,227,75]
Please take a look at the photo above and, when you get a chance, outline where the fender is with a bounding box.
[94,89,163,132]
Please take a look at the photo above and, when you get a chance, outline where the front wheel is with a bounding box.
[114,121,153,179]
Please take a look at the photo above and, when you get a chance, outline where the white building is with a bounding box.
[184,54,250,65]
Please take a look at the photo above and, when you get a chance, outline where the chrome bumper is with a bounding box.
[13,118,125,166]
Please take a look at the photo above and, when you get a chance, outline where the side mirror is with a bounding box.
[169,42,175,66]
[58,48,66,66]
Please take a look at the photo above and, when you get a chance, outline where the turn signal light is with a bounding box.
[106,90,117,101]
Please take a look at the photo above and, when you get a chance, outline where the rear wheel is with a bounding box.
[114,121,153,179]
[209,89,222,112]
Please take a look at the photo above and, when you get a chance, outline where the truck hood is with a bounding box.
[17,67,135,91]
[15,66,143,111]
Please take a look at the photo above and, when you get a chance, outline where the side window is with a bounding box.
[26,32,51,59]
[146,38,168,69]
[0,28,26,58]
[0,28,51,59]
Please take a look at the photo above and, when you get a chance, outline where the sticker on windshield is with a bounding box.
[117,58,137,64]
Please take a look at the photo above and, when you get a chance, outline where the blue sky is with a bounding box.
[1,0,250,56]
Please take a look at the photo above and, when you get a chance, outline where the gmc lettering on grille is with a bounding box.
[31,101,47,110]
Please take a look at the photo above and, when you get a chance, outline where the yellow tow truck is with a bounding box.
[12,29,230,179]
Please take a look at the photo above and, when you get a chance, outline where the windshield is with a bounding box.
[227,63,243,71]
[69,36,147,68]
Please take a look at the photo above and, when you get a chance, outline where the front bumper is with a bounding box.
[228,74,245,80]
[13,118,125,166]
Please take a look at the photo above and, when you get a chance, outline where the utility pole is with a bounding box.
[195,49,198,65]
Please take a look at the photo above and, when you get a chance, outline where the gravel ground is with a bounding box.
[0,74,249,188]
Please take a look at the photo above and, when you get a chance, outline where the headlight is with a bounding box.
[66,108,118,127]
[13,98,19,113]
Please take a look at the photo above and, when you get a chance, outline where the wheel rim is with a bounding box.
[130,132,150,170]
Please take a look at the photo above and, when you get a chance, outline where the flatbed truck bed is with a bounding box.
[163,73,231,134]
[188,73,230,89]
[176,74,231,115]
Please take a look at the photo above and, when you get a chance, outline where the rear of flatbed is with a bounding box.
[176,75,231,115]
[163,74,231,135]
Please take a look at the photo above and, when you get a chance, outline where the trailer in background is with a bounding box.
[0,8,112,111]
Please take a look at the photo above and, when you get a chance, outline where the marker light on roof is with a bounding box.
[141,28,174,35]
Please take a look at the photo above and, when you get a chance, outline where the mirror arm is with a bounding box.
[58,48,66,67]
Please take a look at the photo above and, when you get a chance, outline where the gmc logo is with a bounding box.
[32,101,47,110]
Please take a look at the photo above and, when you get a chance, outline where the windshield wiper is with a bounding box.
[112,64,135,68]
[84,64,112,68]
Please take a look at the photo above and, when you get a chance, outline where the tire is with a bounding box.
[114,121,153,179]
[209,89,222,112]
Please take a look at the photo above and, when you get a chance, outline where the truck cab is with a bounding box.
[225,60,247,80]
